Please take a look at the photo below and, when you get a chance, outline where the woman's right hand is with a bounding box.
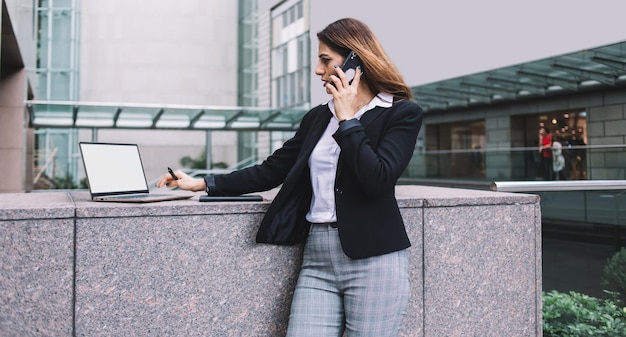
[326,65,363,121]
[156,169,206,192]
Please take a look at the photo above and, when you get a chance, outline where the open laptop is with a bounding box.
[79,142,194,203]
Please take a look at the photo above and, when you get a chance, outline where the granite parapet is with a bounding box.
[0,186,541,336]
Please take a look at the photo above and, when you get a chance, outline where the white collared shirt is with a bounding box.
[305,92,393,223]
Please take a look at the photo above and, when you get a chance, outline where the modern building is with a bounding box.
[2,0,626,194]
[409,41,626,182]
[1,0,36,192]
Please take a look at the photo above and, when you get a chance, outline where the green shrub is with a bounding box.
[603,247,626,305]
[180,151,207,169]
[543,290,626,336]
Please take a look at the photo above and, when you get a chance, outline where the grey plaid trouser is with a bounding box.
[286,223,410,337]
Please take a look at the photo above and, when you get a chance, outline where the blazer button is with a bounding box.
[335,188,343,195]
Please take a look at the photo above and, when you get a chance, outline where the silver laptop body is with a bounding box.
[79,142,193,203]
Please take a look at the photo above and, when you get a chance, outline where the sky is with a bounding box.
[311,0,626,88]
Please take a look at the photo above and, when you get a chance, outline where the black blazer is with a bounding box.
[204,98,423,259]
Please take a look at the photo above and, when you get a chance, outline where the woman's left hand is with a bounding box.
[326,65,363,121]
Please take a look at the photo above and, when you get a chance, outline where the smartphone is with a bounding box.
[338,51,361,85]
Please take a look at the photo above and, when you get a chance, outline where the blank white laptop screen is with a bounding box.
[79,142,194,202]
[80,142,149,195]
[79,142,253,203]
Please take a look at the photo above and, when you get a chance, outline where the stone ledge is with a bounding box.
[0,185,542,336]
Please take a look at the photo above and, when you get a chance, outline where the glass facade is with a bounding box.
[425,120,486,178]
[238,0,258,107]
[237,0,259,164]
[36,0,78,100]
[525,110,588,181]
[269,0,309,152]
[271,1,308,109]
[423,110,590,182]
[33,0,80,187]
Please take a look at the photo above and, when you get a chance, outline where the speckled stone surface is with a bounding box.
[74,213,300,336]
[399,206,424,336]
[0,192,75,220]
[0,191,74,336]
[422,203,540,336]
[0,186,541,336]
[398,186,541,337]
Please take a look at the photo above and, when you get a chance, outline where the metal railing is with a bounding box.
[491,180,626,228]
[408,144,625,181]
[491,180,626,192]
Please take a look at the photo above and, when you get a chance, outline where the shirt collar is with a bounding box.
[326,92,393,119]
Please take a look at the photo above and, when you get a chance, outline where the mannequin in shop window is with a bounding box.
[538,126,553,180]
[552,135,565,180]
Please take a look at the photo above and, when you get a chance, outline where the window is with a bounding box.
[270,0,309,110]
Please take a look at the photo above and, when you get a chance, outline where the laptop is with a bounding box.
[79,142,194,203]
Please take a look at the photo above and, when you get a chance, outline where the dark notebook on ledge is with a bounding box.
[199,195,264,202]
[79,142,194,203]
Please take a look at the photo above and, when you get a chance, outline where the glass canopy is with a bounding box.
[26,101,309,131]
[412,41,626,112]
[26,41,626,129]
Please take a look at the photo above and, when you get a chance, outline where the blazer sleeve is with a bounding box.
[332,99,423,196]
[204,106,322,196]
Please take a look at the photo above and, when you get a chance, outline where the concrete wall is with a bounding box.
[79,0,238,106]
[587,103,626,179]
[0,185,541,336]
[78,0,240,171]
[0,69,27,192]
[485,113,512,180]
[1,0,36,192]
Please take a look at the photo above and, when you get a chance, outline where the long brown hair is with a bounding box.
[317,18,412,100]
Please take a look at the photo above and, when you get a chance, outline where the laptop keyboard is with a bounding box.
[111,193,153,199]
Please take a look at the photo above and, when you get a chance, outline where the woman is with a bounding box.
[157,18,423,336]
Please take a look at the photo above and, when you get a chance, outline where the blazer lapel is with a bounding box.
[300,106,333,159]
[359,106,385,129]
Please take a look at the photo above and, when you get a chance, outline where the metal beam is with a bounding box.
[414,89,476,102]
[436,86,494,99]
[151,108,164,128]
[26,103,35,127]
[112,107,122,127]
[482,77,546,95]
[72,105,79,127]
[491,180,626,192]
[591,56,626,71]
[225,111,244,128]
[189,109,205,128]
[551,62,615,85]
[459,81,518,97]
[260,111,281,127]
[516,70,579,91]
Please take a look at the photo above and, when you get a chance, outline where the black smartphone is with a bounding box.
[338,51,361,84]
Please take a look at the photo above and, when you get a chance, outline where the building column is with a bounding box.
[0,69,29,192]
[485,113,512,180]
[205,130,212,169]
[587,104,626,179]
